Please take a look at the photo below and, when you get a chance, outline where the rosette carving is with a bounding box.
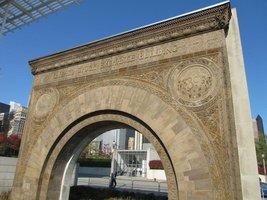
[168,58,221,107]
[33,88,59,121]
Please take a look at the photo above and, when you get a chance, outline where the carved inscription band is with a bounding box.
[34,32,222,86]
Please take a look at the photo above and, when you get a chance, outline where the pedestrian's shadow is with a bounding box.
[116,184,126,189]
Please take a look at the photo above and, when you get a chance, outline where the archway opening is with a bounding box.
[72,128,168,199]
[38,111,177,200]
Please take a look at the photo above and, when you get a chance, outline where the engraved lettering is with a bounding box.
[41,43,182,84]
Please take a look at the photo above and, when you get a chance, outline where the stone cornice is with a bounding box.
[29,2,231,75]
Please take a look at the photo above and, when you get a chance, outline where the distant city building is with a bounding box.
[253,115,265,141]
[8,106,27,137]
[0,113,10,135]
[9,101,21,113]
[82,127,166,180]
[134,131,143,150]
[94,129,136,151]
[118,129,135,150]
[256,115,265,134]
[0,102,11,137]
[94,129,119,152]
[0,102,10,113]
[135,131,151,150]
[128,137,135,150]
[93,128,166,180]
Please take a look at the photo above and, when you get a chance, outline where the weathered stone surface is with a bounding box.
[10,2,260,200]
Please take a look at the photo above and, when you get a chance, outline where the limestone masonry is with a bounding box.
[10,2,260,200]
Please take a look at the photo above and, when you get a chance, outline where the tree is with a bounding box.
[255,133,267,167]
[0,132,6,146]
[7,134,21,150]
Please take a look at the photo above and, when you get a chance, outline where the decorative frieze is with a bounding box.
[29,2,231,75]
[33,32,224,88]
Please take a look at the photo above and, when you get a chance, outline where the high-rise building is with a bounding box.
[0,102,10,113]
[134,131,151,150]
[0,113,10,134]
[9,101,21,113]
[8,106,27,137]
[256,115,265,135]
[128,137,135,150]
[93,129,136,151]
[0,102,11,137]
[134,131,143,150]
[252,115,265,143]
[119,129,135,150]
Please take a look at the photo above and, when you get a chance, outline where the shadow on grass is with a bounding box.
[69,186,168,200]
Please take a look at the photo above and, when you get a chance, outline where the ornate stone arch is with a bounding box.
[38,111,178,199]
[19,83,221,200]
[11,2,260,200]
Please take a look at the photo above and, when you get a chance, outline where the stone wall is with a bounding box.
[147,169,166,181]
[0,157,17,193]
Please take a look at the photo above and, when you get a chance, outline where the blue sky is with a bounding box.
[0,0,266,129]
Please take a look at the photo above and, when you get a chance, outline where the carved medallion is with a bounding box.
[169,58,220,107]
[34,88,58,120]
[177,66,212,100]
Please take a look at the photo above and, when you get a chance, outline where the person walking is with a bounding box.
[109,172,117,189]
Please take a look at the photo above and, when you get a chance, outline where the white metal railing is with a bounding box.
[77,177,167,194]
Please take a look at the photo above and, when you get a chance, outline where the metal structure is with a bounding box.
[0,0,80,36]
[112,150,147,177]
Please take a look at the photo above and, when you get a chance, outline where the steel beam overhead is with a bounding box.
[0,0,80,36]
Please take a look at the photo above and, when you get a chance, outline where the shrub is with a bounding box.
[78,158,111,168]
[69,186,167,200]
[7,134,21,150]
[149,160,164,170]
[0,133,6,146]
[0,191,10,200]
[0,146,19,157]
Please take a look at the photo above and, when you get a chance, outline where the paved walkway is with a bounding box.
[78,177,267,198]
[77,176,167,195]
